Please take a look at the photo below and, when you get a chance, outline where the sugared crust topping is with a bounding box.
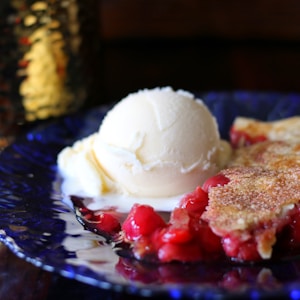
[202,140,300,259]
[228,140,300,170]
[202,166,300,233]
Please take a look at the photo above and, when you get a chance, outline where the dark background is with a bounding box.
[86,0,300,104]
[2,2,300,299]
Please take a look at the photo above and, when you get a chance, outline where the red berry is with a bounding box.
[122,204,167,241]
[164,208,193,243]
[222,235,240,258]
[230,127,267,148]
[179,186,208,215]
[202,174,230,193]
[93,212,121,234]
[252,135,268,144]
[160,226,193,244]
[238,242,261,261]
[191,218,222,255]
[222,235,260,261]
[230,127,247,148]
[71,196,121,237]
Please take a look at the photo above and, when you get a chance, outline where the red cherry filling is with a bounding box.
[222,235,261,262]
[122,204,167,241]
[122,186,223,263]
[230,127,267,148]
[125,206,222,263]
[71,196,121,239]
[275,206,300,255]
[179,186,208,214]
[287,208,300,248]
[71,174,300,263]
[202,174,230,193]
[222,206,300,261]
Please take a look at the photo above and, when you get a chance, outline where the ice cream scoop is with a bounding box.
[58,87,231,211]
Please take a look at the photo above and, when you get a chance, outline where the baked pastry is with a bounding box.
[72,116,300,263]
[202,139,300,261]
[230,116,300,147]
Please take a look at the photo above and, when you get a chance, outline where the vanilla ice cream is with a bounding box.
[58,87,231,211]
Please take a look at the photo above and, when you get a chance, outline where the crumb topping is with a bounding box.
[202,140,300,259]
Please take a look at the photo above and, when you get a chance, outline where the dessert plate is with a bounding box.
[1,92,300,299]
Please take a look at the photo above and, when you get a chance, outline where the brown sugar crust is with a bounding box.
[203,166,300,232]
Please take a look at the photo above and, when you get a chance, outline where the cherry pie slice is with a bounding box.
[202,139,300,261]
[72,116,300,263]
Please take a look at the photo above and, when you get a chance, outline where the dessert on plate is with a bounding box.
[57,88,300,263]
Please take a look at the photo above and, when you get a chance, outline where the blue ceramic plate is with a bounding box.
[1,92,300,299]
